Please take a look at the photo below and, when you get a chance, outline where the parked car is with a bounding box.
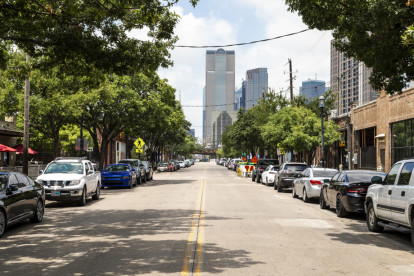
[366,159,414,245]
[158,162,171,172]
[292,168,338,202]
[252,159,280,183]
[1,172,45,237]
[261,165,279,186]
[101,163,137,188]
[274,162,308,192]
[36,157,101,206]
[119,159,146,184]
[178,161,186,168]
[184,160,191,167]
[320,170,386,217]
[232,159,242,171]
[141,161,154,181]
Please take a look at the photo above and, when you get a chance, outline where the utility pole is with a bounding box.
[289,58,294,101]
[23,54,30,175]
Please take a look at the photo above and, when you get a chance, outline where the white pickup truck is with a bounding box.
[36,157,101,206]
[365,159,414,245]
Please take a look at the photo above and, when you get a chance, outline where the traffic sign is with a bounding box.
[134,137,145,148]
[135,148,143,153]
[252,156,258,163]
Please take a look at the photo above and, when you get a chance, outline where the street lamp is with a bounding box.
[319,96,325,168]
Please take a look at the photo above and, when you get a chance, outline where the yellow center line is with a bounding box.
[181,169,206,275]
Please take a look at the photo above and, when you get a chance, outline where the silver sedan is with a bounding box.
[292,168,338,203]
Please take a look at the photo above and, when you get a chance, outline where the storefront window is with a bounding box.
[392,119,414,164]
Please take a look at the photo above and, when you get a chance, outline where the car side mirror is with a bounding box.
[371,176,383,184]
[39,170,44,174]
[131,168,136,172]
[87,170,94,175]
[7,184,19,194]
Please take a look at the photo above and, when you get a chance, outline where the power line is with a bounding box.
[175,29,310,48]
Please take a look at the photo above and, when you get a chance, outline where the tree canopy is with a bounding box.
[285,0,414,94]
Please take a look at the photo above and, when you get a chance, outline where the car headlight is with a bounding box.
[67,180,81,186]
[122,176,130,180]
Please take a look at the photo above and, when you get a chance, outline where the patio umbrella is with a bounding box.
[12,144,38,154]
[0,144,17,152]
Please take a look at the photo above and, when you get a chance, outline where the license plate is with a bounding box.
[52,191,61,196]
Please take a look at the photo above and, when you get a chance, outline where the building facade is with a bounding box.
[299,79,327,100]
[234,81,246,111]
[204,49,237,148]
[245,68,268,110]
[330,41,378,116]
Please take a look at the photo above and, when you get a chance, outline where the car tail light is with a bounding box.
[310,180,322,185]
[260,167,263,171]
[348,187,367,193]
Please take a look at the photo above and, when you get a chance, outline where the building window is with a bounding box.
[392,119,414,164]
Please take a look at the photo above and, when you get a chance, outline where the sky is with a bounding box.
[152,0,333,140]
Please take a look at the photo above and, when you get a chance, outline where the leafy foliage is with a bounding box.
[285,0,414,93]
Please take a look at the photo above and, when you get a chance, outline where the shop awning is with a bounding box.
[375,134,385,139]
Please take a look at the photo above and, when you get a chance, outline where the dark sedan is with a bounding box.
[320,170,386,217]
[101,164,137,188]
[0,172,45,237]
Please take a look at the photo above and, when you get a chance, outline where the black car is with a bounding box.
[252,159,279,183]
[319,170,386,217]
[141,161,154,181]
[0,172,45,237]
[119,159,146,184]
[274,162,308,192]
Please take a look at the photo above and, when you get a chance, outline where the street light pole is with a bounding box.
[319,96,325,168]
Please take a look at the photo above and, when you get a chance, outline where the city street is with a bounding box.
[1,161,414,275]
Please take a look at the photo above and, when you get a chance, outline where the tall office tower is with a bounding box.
[204,48,237,149]
[235,80,246,111]
[330,40,377,116]
[245,68,268,109]
[202,86,206,145]
[299,79,327,100]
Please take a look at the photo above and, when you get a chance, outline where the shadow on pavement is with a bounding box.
[0,208,260,275]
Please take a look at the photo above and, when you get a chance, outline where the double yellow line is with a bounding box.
[181,174,206,275]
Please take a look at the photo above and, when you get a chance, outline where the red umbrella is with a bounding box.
[0,144,17,152]
[12,144,38,154]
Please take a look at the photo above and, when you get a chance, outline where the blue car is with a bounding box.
[101,164,137,188]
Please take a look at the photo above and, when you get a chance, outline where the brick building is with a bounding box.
[349,87,414,172]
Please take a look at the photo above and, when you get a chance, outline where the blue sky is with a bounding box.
[153,0,333,140]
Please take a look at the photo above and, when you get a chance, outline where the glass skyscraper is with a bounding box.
[299,79,327,100]
[245,68,268,109]
[204,49,237,148]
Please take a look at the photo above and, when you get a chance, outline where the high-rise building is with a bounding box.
[204,49,237,148]
[330,41,378,116]
[245,68,268,109]
[299,79,327,100]
[187,129,195,138]
[235,81,246,111]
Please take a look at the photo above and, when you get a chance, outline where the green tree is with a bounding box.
[285,0,414,93]
[0,1,199,75]
[261,106,341,162]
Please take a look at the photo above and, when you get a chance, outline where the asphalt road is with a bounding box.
[1,161,414,275]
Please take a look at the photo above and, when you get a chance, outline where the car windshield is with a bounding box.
[347,172,383,183]
[271,167,278,171]
[313,170,338,177]
[0,174,7,190]
[160,163,169,166]
[44,162,84,174]
[105,165,130,172]
[285,164,308,171]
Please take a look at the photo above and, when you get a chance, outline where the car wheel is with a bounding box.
[251,172,255,182]
[292,184,298,198]
[128,178,133,189]
[256,174,261,183]
[137,174,142,185]
[30,200,44,223]
[336,194,349,217]
[150,172,153,180]
[142,174,147,183]
[277,180,283,193]
[303,188,310,203]
[0,210,6,238]
[319,189,328,209]
[366,202,383,232]
[92,183,100,200]
[273,179,277,190]
[78,187,87,206]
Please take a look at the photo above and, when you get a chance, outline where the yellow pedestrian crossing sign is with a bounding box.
[134,138,145,148]
[135,148,143,153]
